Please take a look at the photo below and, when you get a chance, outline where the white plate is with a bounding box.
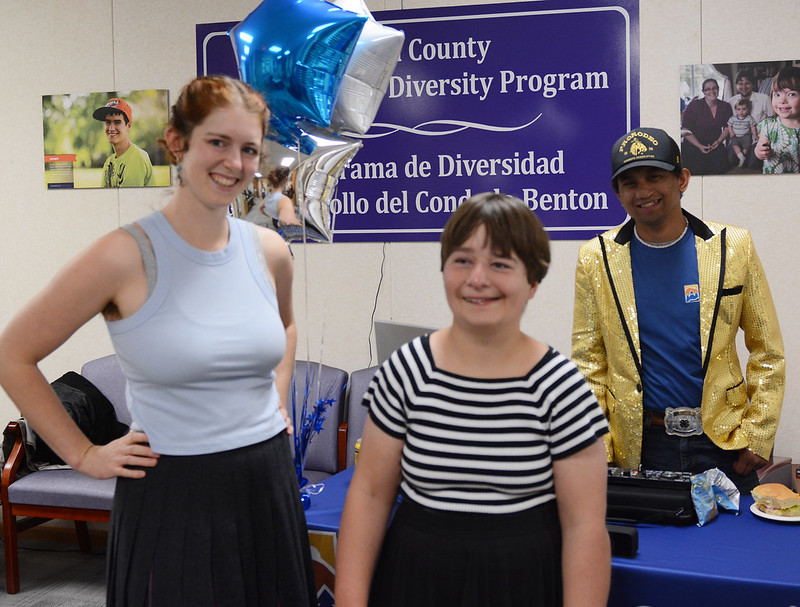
[750,502,800,523]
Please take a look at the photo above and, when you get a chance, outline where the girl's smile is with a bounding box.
[772,88,800,126]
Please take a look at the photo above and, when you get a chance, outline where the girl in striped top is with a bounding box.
[336,193,611,607]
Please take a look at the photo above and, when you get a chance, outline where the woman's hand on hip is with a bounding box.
[75,431,159,479]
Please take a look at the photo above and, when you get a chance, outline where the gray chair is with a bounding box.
[2,354,126,594]
[757,455,793,487]
[338,366,378,470]
[290,361,348,485]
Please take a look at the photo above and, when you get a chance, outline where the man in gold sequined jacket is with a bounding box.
[572,127,784,492]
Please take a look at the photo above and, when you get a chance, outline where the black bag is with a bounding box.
[34,372,129,466]
[606,468,697,525]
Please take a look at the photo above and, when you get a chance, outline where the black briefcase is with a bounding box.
[606,468,697,525]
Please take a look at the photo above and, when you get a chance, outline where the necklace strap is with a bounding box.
[634,219,689,249]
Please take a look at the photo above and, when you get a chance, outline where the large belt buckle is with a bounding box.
[664,406,703,437]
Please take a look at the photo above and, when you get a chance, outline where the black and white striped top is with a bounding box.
[366,335,608,514]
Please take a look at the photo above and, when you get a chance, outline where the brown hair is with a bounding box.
[159,75,268,165]
[439,192,550,284]
[267,166,291,189]
[734,68,754,85]
[771,66,800,95]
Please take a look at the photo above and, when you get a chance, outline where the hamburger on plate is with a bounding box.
[751,483,800,517]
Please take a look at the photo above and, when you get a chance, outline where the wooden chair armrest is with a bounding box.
[337,422,348,472]
[2,421,27,503]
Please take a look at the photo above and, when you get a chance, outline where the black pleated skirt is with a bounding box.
[369,498,562,607]
[106,431,316,607]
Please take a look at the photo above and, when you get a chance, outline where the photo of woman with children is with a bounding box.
[679,60,800,175]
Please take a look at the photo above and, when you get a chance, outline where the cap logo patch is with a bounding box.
[628,138,649,157]
[618,131,661,166]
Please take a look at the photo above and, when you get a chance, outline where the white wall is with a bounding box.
[1,0,797,462]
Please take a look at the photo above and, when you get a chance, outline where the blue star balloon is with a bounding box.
[230,0,367,128]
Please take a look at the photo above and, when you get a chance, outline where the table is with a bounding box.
[304,468,800,606]
[305,467,354,532]
[304,468,355,607]
[609,498,799,606]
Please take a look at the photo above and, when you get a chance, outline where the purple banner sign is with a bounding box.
[197,0,639,241]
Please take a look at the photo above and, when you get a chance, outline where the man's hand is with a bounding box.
[733,448,768,476]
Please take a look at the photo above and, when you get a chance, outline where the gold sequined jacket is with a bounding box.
[572,211,784,468]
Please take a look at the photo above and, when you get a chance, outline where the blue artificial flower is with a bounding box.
[292,373,337,487]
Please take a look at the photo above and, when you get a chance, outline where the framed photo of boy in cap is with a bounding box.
[42,89,170,189]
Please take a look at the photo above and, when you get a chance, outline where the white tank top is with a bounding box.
[107,212,286,455]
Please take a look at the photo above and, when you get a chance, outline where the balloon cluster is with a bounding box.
[230,0,404,241]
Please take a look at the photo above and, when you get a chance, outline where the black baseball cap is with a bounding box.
[610,127,682,182]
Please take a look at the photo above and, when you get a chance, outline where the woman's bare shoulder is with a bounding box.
[85,227,147,273]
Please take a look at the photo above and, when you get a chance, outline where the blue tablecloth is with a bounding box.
[609,495,800,606]
[305,466,354,532]
[305,468,800,605]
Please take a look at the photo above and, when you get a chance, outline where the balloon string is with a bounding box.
[293,143,325,403]
[296,144,311,371]
[316,176,338,389]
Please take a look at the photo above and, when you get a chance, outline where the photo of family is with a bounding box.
[42,89,170,189]
[680,60,800,176]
